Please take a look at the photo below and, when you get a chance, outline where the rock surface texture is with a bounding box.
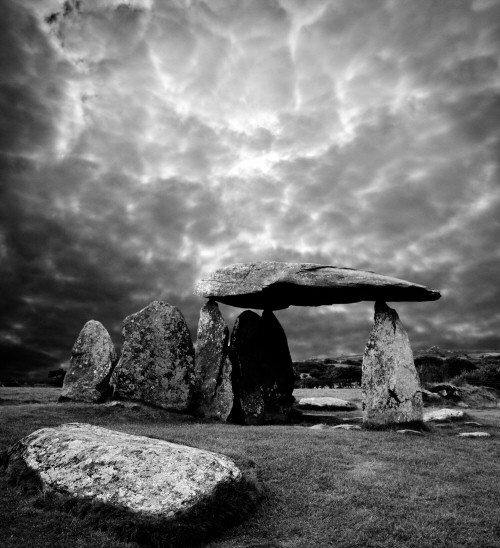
[194,261,441,310]
[297,397,357,411]
[362,302,423,426]
[111,301,195,411]
[192,300,233,420]
[423,409,464,422]
[229,310,295,424]
[2,423,250,540]
[60,320,116,403]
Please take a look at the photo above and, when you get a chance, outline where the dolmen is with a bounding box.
[194,261,440,427]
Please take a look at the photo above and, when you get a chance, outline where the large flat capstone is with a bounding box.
[2,423,245,519]
[194,262,441,310]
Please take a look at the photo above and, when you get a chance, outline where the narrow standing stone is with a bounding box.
[260,310,295,423]
[111,301,195,411]
[229,310,295,424]
[362,301,423,426]
[229,310,266,424]
[192,300,233,420]
[61,320,116,403]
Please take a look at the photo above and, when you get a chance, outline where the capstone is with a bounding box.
[194,261,441,310]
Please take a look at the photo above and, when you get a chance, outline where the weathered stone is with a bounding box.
[423,409,464,422]
[2,423,251,538]
[362,302,423,426]
[297,397,357,411]
[260,310,295,422]
[194,261,441,310]
[456,432,491,438]
[192,300,233,420]
[110,301,195,411]
[308,423,329,430]
[229,310,266,424]
[421,389,442,404]
[60,320,116,403]
[396,429,424,436]
[331,424,361,430]
[229,310,295,424]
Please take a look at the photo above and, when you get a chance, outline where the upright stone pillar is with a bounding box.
[229,310,295,424]
[260,310,295,422]
[229,310,266,424]
[60,320,116,403]
[111,301,195,411]
[192,300,233,420]
[362,301,423,426]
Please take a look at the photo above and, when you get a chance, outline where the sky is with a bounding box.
[1,0,500,380]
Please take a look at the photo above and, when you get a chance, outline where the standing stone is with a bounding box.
[362,301,423,426]
[229,310,295,424]
[60,320,116,403]
[229,311,266,424]
[111,301,195,411]
[192,300,233,420]
[260,310,295,422]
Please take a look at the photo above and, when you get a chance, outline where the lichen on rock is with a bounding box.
[110,301,195,411]
[60,320,116,403]
[192,300,233,420]
[362,301,423,426]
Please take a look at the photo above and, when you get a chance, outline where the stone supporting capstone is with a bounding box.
[229,309,295,424]
[260,310,295,421]
[192,300,233,420]
[362,301,423,426]
[110,301,195,411]
[60,320,116,403]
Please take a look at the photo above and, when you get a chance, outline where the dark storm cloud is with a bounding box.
[1,0,500,379]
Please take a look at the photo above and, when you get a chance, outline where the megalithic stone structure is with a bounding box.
[110,301,195,411]
[229,309,295,424]
[260,310,296,422]
[229,310,266,425]
[362,301,423,426]
[194,261,440,427]
[192,300,233,421]
[60,320,116,403]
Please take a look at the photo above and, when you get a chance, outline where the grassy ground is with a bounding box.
[1,388,500,548]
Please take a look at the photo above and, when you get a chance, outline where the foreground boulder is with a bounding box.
[194,261,441,310]
[192,300,233,420]
[229,310,295,424]
[1,423,259,545]
[60,320,116,403]
[297,397,357,411]
[362,302,423,426]
[111,301,195,411]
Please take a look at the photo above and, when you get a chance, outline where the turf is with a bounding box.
[1,389,499,548]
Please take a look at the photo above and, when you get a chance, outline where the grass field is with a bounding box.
[1,387,500,548]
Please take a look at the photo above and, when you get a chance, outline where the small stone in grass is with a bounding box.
[396,429,423,436]
[457,432,491,438]
[464,421,482,426]
[331,424,361,430]
[308,424,329,430]
[423,409,464,422]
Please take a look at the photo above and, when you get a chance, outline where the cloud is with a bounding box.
[1,0,500,379]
